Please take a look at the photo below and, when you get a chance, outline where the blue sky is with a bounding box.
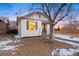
[0,3,79,21]
[0,3,32,21]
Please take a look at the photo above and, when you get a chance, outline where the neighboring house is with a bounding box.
[0,19,8,34]
[17,11,50,38]
[8,21,17,30]
[7,21,18,34]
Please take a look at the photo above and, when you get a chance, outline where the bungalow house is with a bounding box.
[17,11,50,38]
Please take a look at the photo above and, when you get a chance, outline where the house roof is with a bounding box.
[17,11,49,22]
[22,11,48,18]
[0,17,9,23]
[0,19,7,24]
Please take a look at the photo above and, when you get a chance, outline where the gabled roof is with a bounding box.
[0,16,9,23]
[17,11,49,22]
[21,11,48,18]
[0,19,7,24]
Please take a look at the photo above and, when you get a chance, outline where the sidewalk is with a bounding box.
[54,34,79,42]
[54,34,79,47]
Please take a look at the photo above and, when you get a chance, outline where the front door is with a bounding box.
[42,22,47,36]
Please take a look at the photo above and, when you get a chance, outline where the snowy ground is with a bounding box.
[52,48,79,56]
[51,34,79,56]
[0,38,20,51]
[0,34,79,56]
[54,34,79,42]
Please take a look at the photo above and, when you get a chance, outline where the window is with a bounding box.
[27,21,37,30]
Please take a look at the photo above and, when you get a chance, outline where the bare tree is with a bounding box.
[15,8,24,16]
[65,9,79,33]
[31,3,72,41]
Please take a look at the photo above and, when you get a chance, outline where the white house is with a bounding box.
[16,11,50,38]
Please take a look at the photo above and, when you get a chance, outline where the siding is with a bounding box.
[20,19,42,37]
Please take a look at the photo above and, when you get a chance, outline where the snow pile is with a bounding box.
[54,34,79,42]
[0,40,16,50]
[52,48,79,56]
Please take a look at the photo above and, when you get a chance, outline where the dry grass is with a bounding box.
[55,29,79,34]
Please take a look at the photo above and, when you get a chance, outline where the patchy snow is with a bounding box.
[53,34,79,47]
[13,39,21,43]
[51,34,79,56]
[52,38,79,56]
[0,46,16,50]
[0,39,16,50]
[0,40,13,45]
[54,34,79,42]
[52,48,79,56]
[54,38,79,47]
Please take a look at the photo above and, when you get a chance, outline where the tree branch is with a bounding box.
[41,4,49,17]
[44,4,52,20]
[54,4,72,26]
[28,4,49,17]
[53,4,67,21]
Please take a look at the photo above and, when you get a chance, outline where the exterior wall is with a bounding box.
[24,13,48,21]
[46,24,50,35]
[20,19,42,37]
[32,14,39,19]
[0,21,7,34]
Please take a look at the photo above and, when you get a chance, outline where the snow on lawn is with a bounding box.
[54,34,79,42]
[51,34,79,56]
[51,39,79,56]
[0,40,13,45]
[0,39,17,50]
[52,48,79,56]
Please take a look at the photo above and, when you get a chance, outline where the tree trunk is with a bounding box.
[49,22,53,41]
